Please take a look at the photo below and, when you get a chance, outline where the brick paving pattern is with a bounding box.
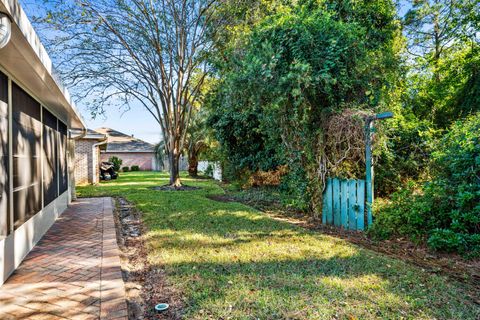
[0,198,127,320]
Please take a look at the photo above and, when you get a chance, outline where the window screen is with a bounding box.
[58,121,68,194]
[42,108,58,205]
[12,83,42,229]
[0,71,9,238]
[0,71,7,103]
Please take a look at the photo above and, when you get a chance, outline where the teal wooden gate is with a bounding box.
[322,178,366,231]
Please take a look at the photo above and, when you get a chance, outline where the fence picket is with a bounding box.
[325,179,333,225]
[357,180,365,230]
[341,180,348,228]
[348,180,357,230]
[322,178,366,231]
[333,179,341,226]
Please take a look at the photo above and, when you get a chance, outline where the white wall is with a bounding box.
[198,161,222,181]
[0,190,69,285]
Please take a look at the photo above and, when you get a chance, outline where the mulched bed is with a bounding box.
[151,185,201,191]
[209,193,480,302]
[113,197,183,319]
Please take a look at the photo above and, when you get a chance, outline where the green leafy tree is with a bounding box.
[33,0,220,187]
[403,0,480,126]
[209,0,401,215]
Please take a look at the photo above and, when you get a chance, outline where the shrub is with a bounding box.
[245,165,288,188]
[369,182,431,242]
[204,164,214,177]
[370,114,480,255]
[427,229,468,253]
[122,166,130,172]
[108,156,123,172]
[131,165,140,171]
[279,165,310,212]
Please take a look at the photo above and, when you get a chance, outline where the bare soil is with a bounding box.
[209,193,480,302]
[113,198,183,319]
[150,185,201,191]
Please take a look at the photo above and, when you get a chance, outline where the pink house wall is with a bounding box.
[101,152,155,171]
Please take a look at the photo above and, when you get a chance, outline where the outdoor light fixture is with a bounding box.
[0,12,12,49]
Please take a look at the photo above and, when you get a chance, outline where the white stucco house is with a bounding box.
[0,0,86,285]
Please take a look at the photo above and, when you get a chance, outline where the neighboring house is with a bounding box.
[74,129,107,185]
[96,127,159,171]
[0,0,85,285]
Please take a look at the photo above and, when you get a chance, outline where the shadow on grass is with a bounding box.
[77,172,480,319]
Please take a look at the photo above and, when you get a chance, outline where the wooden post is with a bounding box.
[365,118,374,227]
[364,111,392,227]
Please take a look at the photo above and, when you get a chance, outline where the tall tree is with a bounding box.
[403,0,480,126]
[403,0,478,73]
[37,0,218,187]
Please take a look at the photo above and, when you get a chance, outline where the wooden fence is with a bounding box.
[322,178,366,231]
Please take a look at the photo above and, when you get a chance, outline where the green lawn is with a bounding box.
[78,172,479,319]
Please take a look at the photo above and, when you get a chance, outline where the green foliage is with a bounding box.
[122,166,130,172]
[369,182,432,241]
[204,164,214,177]
[208,0,400,213]
[108,156,123,172]
[278,158,310,211]
[131,165,140,171]
[375,112,438,196]
[371,114,480,255]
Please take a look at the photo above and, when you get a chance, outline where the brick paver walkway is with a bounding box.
[0,198,128,320]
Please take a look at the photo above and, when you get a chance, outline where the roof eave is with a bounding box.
[0,0,86,129]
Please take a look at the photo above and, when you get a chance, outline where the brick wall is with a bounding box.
[101,152,155,171]
[74,140,99,185]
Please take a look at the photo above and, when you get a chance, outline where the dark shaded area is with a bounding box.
[12,82,42,228]
[42,107,58,206]
[58,121,68,194]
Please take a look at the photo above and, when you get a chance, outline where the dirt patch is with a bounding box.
[151,185,201,191]
[209,193,480,301]
[113,198,183,319]
[206,194,236,203]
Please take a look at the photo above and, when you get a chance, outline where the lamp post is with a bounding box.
[365,111,393,226]
[0,12,12,49]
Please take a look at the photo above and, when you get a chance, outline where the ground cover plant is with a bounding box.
[77,172,479,319]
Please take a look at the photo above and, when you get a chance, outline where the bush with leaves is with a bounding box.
[371,114,480,255]
[208,0,400,214]
[108,156,123,172]
[131,165,140,171]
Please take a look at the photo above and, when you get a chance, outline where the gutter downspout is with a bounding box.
[68,128,87,201]
[92,139,108,184]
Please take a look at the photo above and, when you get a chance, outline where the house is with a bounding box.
[0,0,85,284]
[74,129,107,185]
[95,127,160,171]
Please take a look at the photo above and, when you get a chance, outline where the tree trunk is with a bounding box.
[188,151,198,177]
[169,150,182,187]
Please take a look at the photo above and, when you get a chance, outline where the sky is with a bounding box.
[20,0,164,144]
[19,0,412,145]
[82,104,162,144]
